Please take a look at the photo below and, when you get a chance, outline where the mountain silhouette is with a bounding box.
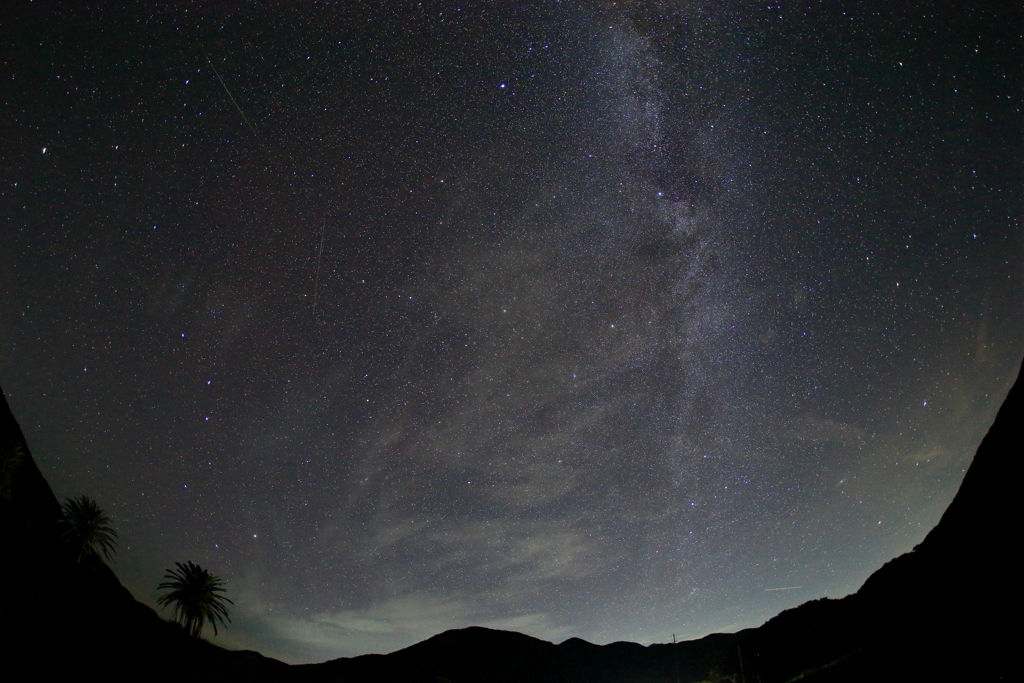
[1,360,1018,681]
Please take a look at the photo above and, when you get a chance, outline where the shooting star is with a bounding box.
[312,215,326,322]
[202,49,259,139]
[764,586,803,592]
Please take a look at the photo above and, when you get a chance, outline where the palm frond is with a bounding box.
[158,560,233,637]
[59,495,118,563]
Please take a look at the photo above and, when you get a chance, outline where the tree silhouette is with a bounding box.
[59,495,118,563]
[0,443,25,502]
[158,561,233,638]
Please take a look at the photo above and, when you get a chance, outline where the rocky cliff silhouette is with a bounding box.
[2,360,1018,681]
[0,384,298,682]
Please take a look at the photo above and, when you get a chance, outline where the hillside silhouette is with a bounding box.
[1,360,1018,682]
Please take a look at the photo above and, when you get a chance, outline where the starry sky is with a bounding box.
[1,0,1021,665]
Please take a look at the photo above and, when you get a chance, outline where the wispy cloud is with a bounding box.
[791,415,869,446]
[241,594,573,663]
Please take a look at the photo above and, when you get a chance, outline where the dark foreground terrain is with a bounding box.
[2,362,1018,682]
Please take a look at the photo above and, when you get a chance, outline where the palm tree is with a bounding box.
[0,443,25,502]
[158,561,233,638]
[59,495,118,563]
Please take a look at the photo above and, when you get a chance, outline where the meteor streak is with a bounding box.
[312,215,326,322]
[202,49,259,139]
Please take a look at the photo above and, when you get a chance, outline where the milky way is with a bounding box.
[1,1,1020,664]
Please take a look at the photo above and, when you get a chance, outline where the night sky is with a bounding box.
[2,0,1021,665]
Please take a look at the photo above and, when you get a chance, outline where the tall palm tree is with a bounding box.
[59,495,118,563]
[158,561,233,638]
